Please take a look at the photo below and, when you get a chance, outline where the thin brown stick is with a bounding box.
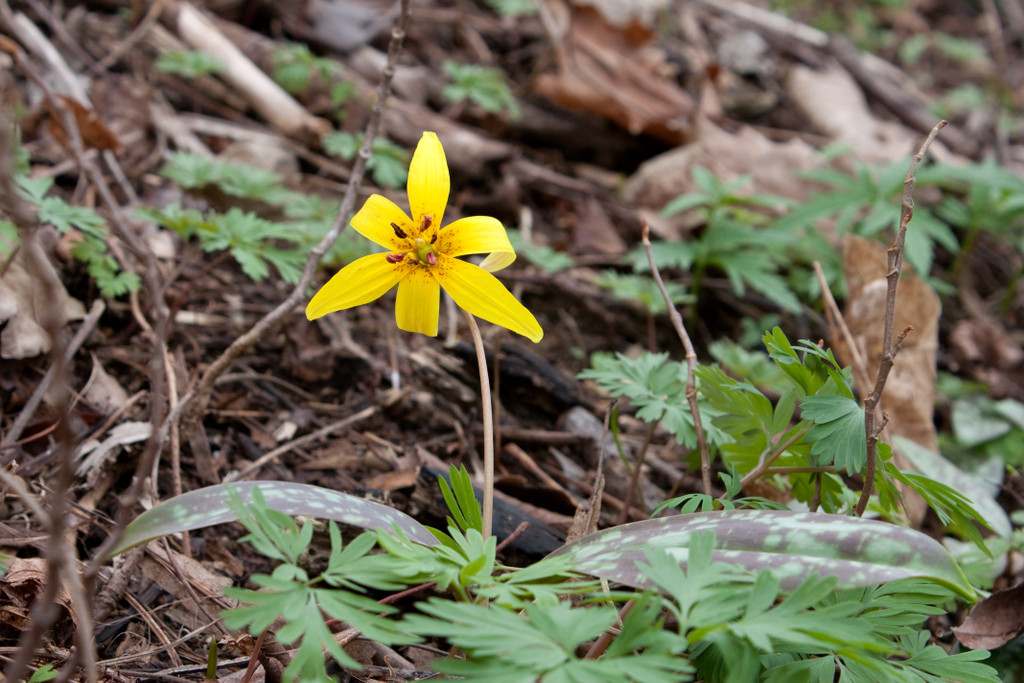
[616,418,659,525]
[641,223,712,496]
[854,121,946,517]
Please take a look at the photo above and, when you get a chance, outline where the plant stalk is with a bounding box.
[464,311,495,540]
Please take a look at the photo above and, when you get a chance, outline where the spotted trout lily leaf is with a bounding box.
[307,131,543,342]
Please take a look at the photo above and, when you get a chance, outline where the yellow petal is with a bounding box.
[408,132,449,229]
[350,195,414,249]
[307,253,409,320]
[435,257,543,342]
[395,266,440,336]
[436,216,516,272]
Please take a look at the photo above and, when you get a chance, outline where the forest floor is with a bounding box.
[2,0,1024,681]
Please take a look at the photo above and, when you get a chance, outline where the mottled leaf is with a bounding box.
[548,510,976,601]
[111,481,438,557]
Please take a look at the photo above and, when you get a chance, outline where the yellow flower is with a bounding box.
[307,132,543,343]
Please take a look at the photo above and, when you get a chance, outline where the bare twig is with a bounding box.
[854,121,946,517]
[616,417,659,525]
[641,224,713,496]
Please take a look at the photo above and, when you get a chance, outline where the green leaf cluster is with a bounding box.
[322,132,409,189]
[442,61,521,119]
[579,351,727,448]
[271,43,344,96]
[596,270,691,314]
[630,166,807,313]
[4,176,140,297]
[153,50,226,78]
[506,229,574,272]
[140,203,307,283]
[221,488,417,681]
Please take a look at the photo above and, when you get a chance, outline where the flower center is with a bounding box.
[388,215,439,266]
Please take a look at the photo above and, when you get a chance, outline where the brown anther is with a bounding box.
[386,252,406,264]
[391,222,408,239]
[430,233,438,245]
[426,252,437,266]
[420,215,433,232]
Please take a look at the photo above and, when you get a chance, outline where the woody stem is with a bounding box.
[463,310,495,540]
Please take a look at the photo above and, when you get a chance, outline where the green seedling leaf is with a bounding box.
[895,436,1011,539]
[438,464,483,533]
[111,481,438,556]
[801,394,867,473]
[548,510,976,600]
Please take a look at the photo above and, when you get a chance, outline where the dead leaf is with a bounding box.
[0,247,85,360]
[140,544,236,630]
[571,197,627,256]
[954,581,1024,650]
[45,95,121,153]
[82,354,129,414]
[622,118,824,238]
[0,558,78,638]
[533,7,694,143]
[75,421,152,483]
[786,62,913,164]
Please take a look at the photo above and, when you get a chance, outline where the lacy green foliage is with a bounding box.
[222,489,417,680]
[140,203,306,283]
[118,477,996,681]
[596,270,691,314]
[582,328,994,536]
[404,593,689,682]
[322,132,409,189]
[2,176,140,296]
[654,471,790,515]
[895,436,1011,539]
[140,151,383,282]
[506,229,574,272]
[638,533,995,683]
[578,351,728,448]
[442,61,521,118]
[376,525,591,608]
[631,166,806,313]
[153,49,226,78]
[158,151,294,204]
[774,160,958,287]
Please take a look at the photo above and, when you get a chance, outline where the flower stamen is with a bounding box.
[386,252,406,264]
[391,222,408,239]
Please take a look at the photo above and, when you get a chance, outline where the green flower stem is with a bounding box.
[463,310,495,539]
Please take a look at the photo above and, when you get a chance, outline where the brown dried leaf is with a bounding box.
[0,249,85,360]
[46,95,121,153]
[954,582,1024,650]
[0,558,78,636]
[533,8,694,143]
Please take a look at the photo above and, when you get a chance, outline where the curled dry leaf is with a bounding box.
[0,248,85,360]
[0,558,78,638]
[954,581,1024,650]
[533,7,695,144]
